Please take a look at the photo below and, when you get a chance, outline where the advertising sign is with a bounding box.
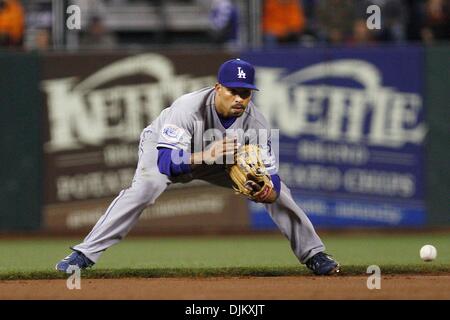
[244,47,426,227]
[40,51,249,232]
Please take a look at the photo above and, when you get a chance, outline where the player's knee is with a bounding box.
[133,178,166,205]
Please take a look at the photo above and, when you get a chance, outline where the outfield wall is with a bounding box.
[0,45,448,232]
[424,46,450,226]
[0,51,42,231]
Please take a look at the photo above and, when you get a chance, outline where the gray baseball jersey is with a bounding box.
[72,86,325,265]
[148,87,276,174]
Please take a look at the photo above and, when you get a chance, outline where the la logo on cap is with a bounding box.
[217,58,258,90]
[237,67,246,79]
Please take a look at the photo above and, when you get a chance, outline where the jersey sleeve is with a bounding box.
[246,107,278,175]
[260,139,277,175]
[156,105,193,151]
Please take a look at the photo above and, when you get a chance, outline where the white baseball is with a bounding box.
[420,244,437,262]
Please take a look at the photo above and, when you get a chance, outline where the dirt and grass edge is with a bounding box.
[1,265,450,280]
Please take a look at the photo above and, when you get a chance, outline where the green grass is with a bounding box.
[0,233,449,279]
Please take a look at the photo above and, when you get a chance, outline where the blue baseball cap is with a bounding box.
[217,58,259,91]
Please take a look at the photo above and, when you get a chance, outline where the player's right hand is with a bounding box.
[203,137,240,165]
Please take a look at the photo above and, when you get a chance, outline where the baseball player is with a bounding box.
[56,58,340,275]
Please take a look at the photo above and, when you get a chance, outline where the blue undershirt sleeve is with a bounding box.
[157,147,192,177]
[271,174,281,196]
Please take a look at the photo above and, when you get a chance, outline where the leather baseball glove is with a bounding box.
[227,144,274,203]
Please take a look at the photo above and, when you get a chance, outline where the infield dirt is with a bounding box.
[1,275,449,299]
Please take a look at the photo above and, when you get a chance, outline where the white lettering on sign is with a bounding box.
[255,60,426,148]
[42,54,214,152]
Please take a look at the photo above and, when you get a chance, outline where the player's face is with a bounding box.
[214,84,252,118]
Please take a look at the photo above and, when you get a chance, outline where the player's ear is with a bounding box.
[214,83,221,92]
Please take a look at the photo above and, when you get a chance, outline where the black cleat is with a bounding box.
[55,251,94,273]
[305,252,340,275]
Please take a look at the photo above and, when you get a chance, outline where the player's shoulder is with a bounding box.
[170,87,214,113]
[244,100,270,129]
